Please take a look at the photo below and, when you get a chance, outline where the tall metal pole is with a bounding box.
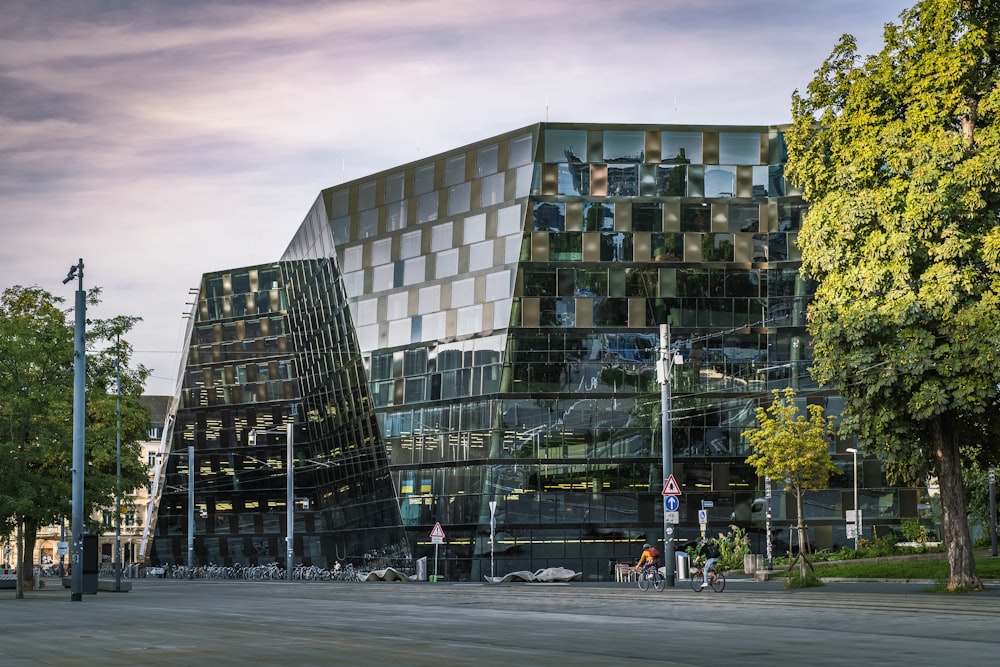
[69,259,86,602]
[847,448,859,549]
[286,422,294,581]
[187,445,194,577]
[660,324,675,587]
[989,466,997,557]
[114,342,122,592]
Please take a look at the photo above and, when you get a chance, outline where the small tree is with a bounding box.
[744,388,837,578]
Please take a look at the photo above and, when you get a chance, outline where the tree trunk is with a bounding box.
[795,486,808,579]
[15,519,23,600]
[931,411,981,591]
[19,517,37,594]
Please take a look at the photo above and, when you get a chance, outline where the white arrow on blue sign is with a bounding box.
[664,495,680,512]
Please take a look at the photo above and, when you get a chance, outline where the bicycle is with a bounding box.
[636,563,664,592]
[690,563,725,592]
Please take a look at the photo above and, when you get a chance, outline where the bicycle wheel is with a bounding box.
[690,571,704,592]
[637,570,650,591]
[652,570,665,592]
[711,569,726,593]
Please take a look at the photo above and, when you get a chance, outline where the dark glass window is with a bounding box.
[232,272,251,295]
[681,204,710,232]
[729,204,760,233]
[533,202,565,231]
[403,348,427,376]
[632,203,662,232]
[549,233,582,261]
[523,268,556,296]
[600,232,631,262]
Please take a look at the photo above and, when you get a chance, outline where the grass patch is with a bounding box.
[773,556,1000,581]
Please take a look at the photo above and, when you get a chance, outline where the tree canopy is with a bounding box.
[0,285,151,596]
[786,0,1000,589]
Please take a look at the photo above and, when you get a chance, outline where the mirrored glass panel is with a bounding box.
[662,131,701,164]
[705,167,737,198]
[415,163,435,194]
[719,132,761,165]
[583,202,614,231]
[509,133,534,166]
[533,202,565,231]
[476,144,498,176]
[603,131,644,163]
[445,155,466,186]
[544,129,588,163]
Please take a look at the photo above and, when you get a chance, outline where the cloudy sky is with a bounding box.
[1,0,914,395]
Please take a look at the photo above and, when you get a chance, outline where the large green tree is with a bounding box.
[0,286,151,598]
[786,0,1000,590]
[744,388,837,578]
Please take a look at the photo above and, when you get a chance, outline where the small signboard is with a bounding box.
[661,474,682,496]
[430,522,445,544]
[664,495,680,512]
[665,511,680,524]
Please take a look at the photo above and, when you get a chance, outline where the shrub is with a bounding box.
[901,518,929,544]
[785,570,824,588]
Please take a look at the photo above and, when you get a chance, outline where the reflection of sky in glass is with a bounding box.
[719,132,760,165]
[545,130,587,162]
[705,167,736,197]
[604,131,644,162]
[662,131,702,163]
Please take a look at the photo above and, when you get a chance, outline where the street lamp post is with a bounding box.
[249,423,295,580]
[114,342,123,592]
[187,445,195,577]
[286,422,294,582]
[63,259,86,602]
[846,448,859,549]
[658,324,680,588]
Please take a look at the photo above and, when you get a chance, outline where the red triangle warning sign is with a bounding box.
[661,474,682,496]
[430,522,446,539]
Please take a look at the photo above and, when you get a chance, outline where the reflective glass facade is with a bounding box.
[151,258,409,570]
[156,123,928,580]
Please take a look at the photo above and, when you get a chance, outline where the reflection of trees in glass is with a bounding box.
[583,202,614,231]
[625,269,657,297]
[702,234,734,262]
[681,204,709,232]
[533,202,565,231]
[549,232,582,261]
[652,232,683,260]
[575,268,608,296]
[521,268,556,296]
[656,164,686,196]
[593,297,628,326]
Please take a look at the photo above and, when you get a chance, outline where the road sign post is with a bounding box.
[430,522,445,581]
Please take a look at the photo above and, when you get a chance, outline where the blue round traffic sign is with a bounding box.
[664,495,680,512]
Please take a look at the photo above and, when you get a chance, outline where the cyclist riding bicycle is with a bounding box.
[699,538,721,589]
[634,543,661,575]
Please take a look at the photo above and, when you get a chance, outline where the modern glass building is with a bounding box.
[152,123,931,580]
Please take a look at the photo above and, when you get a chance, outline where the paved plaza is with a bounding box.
[1,577,998,666]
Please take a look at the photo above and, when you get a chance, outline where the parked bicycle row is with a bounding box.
[111,562,393,581]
